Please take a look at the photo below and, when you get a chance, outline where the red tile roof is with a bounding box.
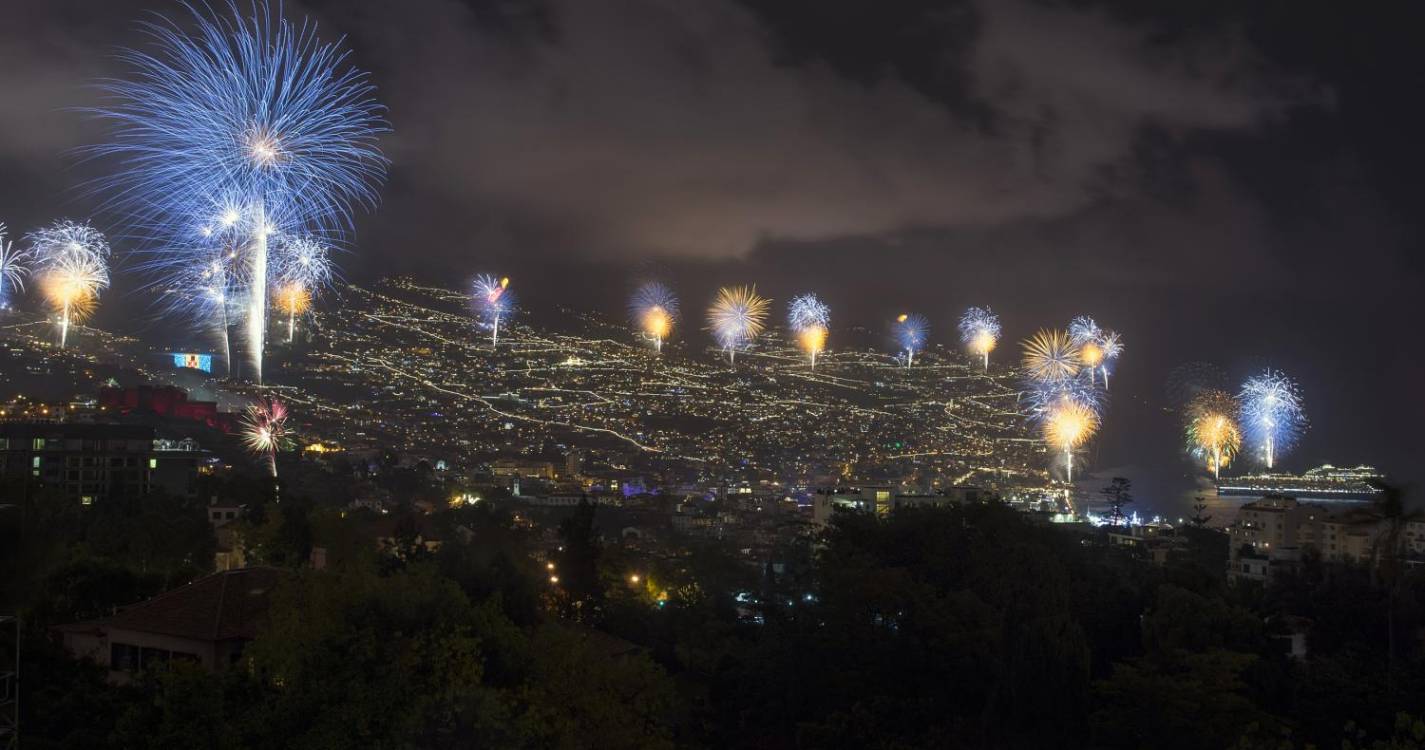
[62,567,284,642]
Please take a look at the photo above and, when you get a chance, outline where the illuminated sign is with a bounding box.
[172,353,213,373]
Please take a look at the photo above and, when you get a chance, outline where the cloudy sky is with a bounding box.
[3,0,1422,501]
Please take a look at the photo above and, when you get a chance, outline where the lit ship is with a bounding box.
[1216,464,1384,501]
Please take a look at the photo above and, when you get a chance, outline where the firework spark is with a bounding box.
[92,1,388,383]
[788,293,830,367]
[629,282,679,353]
[1185,389,1241,479]
[27,221,111,348]
[958,306,1000,371]
[894,313,929,367]
[0,224,32,310]
[707,286,770,364]
[1022,329,1081,383]
[474,275,512,346]
[1239,370,1305,469]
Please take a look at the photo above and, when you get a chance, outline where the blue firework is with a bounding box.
[90,0,387,380]
[894,313,929,366]
[1238,369,1305,469]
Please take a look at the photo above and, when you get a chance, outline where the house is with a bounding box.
[53,567,282,684]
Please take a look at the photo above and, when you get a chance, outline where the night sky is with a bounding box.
[2,0,1422,503]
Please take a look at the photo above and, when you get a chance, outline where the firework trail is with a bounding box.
[629,282,679,353]
[0,224,32,310]
[958,306,1000,371]
[894,313,929,367]
[707,286,770,364]
[474,275,512,346]
[241,396,290,478]
[1185,389,1241,479]
[92,0,388,383]
[27,221,111,348]
[1239,369,1305,469]
[788,293,830,367]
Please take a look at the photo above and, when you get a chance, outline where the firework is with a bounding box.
[0,224,32,310]
[274,283,312,342]
[92,1,388,383]
[1098,330,1123,389]
[958,306,1000,371]
[169,248,242,375]
[1024,375,1103,418]
[1239,370,1305,469]
[1021,329,1081,383]
[273,236,330,342]
[707,286,770,364]
[788,293,830,367]
[474,275,513,346]
[629,282,679,353]
[1185,389,1241,479]
[1042,396,1099,483]
[241,396,290,478]
[1068,316,1102,346]
[894,313,929,367]
[27,221,111,348]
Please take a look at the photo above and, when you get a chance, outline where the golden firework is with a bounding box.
[1022,329,1082,382]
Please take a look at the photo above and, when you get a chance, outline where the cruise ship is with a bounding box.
[1216,464,1384,502]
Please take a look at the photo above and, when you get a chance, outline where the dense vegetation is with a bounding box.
[3,473,1423,749]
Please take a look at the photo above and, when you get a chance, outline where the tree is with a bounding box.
[554,497,605,623]
[1101,477,1134,527]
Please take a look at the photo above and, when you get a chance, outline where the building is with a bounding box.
[0,423,212,503]
[98,384,235,432]
[812,485,985,529]
[1225,494,1419,582]
[490,458,557,481]
[54,567,281,684]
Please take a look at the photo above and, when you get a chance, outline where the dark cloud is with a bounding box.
[329,0,1319,258]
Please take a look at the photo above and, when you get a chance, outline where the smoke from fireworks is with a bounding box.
[707,286,770,364]
[958,306,1001,371]
[894,313,929,367]
[629,282,679,353]
[474,275,513,346]
[241,396,290,478]
[1239,370,1306,469]
[0,224,31,310]
[92,0,388,383]
[1185,389,1241,479]
[788,293,830,367]
[27,221,111,348]
[1022,329,1082,383]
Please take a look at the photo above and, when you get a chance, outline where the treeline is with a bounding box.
[4,476,1425,748]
